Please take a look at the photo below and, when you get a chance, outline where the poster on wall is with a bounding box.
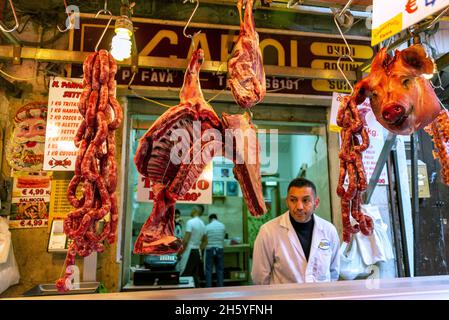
[137,164,213,204]
[9,171,51,229]
[6,102,48,173]
[43,77,84,171]
[5,102,52,228]
[330,93,389,185]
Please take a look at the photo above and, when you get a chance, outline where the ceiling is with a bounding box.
[0,0,374,37]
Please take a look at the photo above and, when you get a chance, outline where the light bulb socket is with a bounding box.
[115,15,133,35]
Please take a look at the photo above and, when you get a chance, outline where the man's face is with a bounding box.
[286,186,320,223]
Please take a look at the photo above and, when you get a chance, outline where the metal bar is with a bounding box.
[364,132,397,204]
[0,45,357,81]
[411,133,420,276]
[436,51,449,71]
[392,148,411,277]
[386,154,405,278]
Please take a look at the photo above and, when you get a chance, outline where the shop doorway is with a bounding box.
[120,100,332,289]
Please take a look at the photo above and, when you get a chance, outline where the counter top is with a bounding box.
[6,275,449,300]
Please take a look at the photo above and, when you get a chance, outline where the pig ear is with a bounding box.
[399,44,436,76]
[370,48,390,73]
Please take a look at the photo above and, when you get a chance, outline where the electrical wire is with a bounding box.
[0,68,37,81]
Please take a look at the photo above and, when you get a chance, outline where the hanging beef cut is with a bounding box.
[222,112,266,217]
[133,49,222,255]
[228,0,266,109]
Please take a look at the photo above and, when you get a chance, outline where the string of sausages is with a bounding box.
[424,109,449,185]
[56,50,122,292]
[336,95,374,243]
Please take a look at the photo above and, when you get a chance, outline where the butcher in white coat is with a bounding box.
[251,178,340,285]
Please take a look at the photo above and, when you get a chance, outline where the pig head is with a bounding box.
[352,44,441,135]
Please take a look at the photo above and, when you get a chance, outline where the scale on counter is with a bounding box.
[133,254,180,286]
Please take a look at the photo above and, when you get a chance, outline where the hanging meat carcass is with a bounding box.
[133,49,222,255]
[228,0,266,109]
[134,49,268,255]
[222,112,267,217]
[56,50,122,291]
[337,44,447,242]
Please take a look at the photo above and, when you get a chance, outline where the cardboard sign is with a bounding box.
[9,172,52,229]
[43,77,83,171]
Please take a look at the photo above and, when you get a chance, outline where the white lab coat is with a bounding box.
[251,211,340,285]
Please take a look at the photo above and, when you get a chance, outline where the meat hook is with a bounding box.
[0,0,19,33]
[426,5,449,30]
[182,0,201,48]
[337,55,354,94]
[57,0,74,33]
[94,0,114,52]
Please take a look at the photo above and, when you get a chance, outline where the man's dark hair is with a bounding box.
[209,214,218,221]
[287,178,317,197]
[175,209,181,216]
[193,204,205,215]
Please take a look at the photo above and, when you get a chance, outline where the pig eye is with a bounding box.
[402,78,411,89]
[371,91,378,99]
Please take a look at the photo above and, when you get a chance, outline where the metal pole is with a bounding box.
[411,133,420,276]
[392,148,411,277]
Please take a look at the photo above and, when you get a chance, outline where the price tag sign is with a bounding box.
[9,172,52,229]
[372,0,449,46]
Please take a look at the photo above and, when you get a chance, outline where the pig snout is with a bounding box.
[382,103,407,124]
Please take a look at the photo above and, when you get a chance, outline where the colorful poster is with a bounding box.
[43,77,84,171]
[6,102,48,172]
[137,163,213,204]
[9,172,52,229]
[372,0,449,45]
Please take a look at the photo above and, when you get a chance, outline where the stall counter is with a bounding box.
[5,275,449,300]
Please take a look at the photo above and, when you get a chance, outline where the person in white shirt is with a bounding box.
[177,205,207,287]
[174,209,183,239]
[251,177,340,285]
[204,214,226,287]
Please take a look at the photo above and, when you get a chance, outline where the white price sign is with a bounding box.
[43,77,84,171]
[372,0,449,46]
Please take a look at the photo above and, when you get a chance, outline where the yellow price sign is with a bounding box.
[372,13,403,46]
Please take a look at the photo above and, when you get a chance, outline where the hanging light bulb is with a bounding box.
[111,15,133,61]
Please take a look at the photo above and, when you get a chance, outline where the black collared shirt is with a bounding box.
[289,214,315,261]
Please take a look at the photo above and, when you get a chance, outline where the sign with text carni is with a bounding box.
[43,77,83,171]
[137,163,213,204]
[71,16,373,95]
[372,0,449,46]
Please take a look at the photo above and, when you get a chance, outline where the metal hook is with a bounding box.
[431,72,445,91]
[334,14,354,62]
[337,55,354,93]
[0,0,19,33]
[426,5,449,30]
[183,0,201,48]
[287,0,303,8]
[57,0,73,33]
[338,0,353,18]
[94,1,113,52]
